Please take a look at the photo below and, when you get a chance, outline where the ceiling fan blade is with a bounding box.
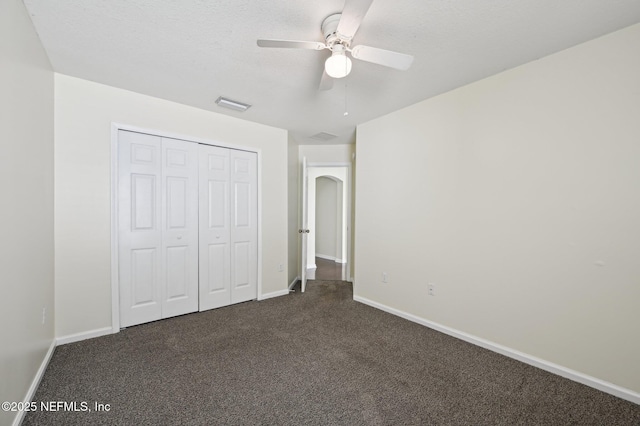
[350,45,414,70]
[336,0,374,40]
[319,70,334,91]
[257,39,326,50]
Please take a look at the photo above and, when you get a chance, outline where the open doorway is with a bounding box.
[304,165,351,282]
[309,175,347,280]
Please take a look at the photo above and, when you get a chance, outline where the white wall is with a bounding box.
[356,23,640,396]
[316,177,339,259]
[0,1,55,424]
[335,182,344,262]
[55,74,289,339]
[299,144,354,164]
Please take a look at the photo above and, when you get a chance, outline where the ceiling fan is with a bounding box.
[257,0,414,90]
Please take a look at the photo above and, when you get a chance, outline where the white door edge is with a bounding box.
[301,157,308,292]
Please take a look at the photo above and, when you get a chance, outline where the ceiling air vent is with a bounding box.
[215,96,251,112]
[309,132,337,141]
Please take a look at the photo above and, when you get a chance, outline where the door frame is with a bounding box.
[304,161,353,283]
[110,122,263,332]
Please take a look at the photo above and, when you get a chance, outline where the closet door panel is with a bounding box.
[161,138,198,318]
[230,150,258,304]
[118,131,162,327]
[207,244,227,291]
[199,145,232,311]
[166,245,189,298]
[130,248,158,306]
[233,242,250,288]
[161,138,199,318]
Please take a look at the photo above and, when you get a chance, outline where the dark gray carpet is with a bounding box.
[25,280,639,425]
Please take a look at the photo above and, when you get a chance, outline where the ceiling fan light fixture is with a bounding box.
[325,51,352,79]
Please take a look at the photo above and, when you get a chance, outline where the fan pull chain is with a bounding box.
[344,82,349,116]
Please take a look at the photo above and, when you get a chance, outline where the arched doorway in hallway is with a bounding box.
[309,175,347,280]
[301,164,352,286]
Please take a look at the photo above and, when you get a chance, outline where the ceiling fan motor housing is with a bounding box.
[322,13,348,49]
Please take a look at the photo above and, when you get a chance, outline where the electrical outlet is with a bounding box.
[278,264,284,272]
[42,307,46,325]
[382,272,388,283]
[428,283,435,296]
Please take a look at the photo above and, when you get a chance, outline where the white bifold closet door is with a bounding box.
[118,131,199,327]
[199,144,258,311]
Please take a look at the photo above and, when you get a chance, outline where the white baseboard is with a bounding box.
[316,253,336,262]
[315,253,347,263]
[13,340,56,426]
[56,326,114,346]
[258,289,290,301]
[353,295,640,405]
[288,277,300,290]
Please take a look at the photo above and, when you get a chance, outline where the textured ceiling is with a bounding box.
[23,0,640,145]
